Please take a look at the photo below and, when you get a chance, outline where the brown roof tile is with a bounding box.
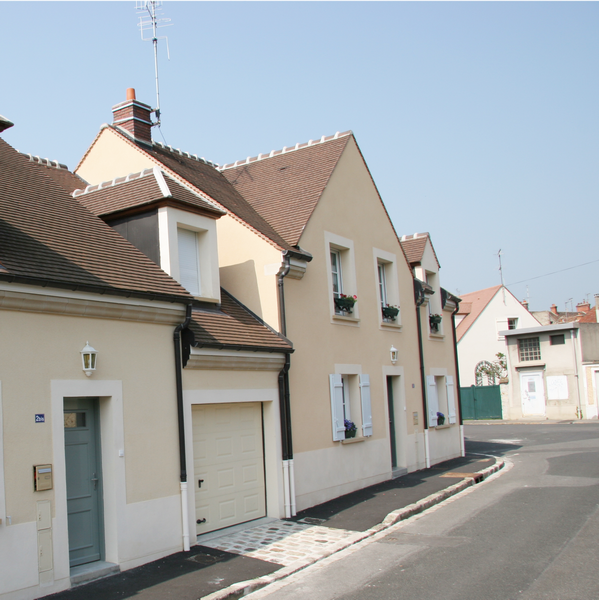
[73,168,224,218]
[188,289,292,352]
[220,134,351,246]
[23,154,89,194]
[124,132,299,253]
[400,233,441,269]
[0,138,191,302]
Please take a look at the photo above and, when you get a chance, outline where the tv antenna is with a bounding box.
[137,1,171,127]
[498,249,506,304]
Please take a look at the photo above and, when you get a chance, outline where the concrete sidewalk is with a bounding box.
[47,454,503,600]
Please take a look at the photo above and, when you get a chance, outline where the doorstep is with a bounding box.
[70,560,120,586]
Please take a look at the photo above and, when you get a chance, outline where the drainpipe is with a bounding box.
[277,254,296,517]
[414,280,430,469]
[450,297,466,457]
[571,326,583,419]
[174,304,192,551]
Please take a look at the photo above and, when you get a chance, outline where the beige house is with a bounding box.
[0,117,291,598]
[501,323,599,420]
[75,90,464,514]
[400,233,464,463]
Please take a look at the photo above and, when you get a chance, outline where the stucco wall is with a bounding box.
[0,306,183,598]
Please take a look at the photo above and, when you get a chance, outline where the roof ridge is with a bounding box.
[72,167,157,197]
[153,141,220,168]
[400,232,429,241]
[218,130,353,171]
[19,152,68,171]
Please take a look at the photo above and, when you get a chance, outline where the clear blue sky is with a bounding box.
[2,2,597,312]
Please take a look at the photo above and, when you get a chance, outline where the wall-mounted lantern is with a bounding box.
[81,342,98,377]
[390,345,398,364]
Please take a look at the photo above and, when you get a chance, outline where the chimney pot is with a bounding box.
[550,304,558,316]
[126,88,136,101]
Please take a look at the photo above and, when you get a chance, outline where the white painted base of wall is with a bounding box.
[294,438,390,511]
[427,425,462,467]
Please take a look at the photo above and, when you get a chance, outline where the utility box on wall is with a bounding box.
[33,465,53,491]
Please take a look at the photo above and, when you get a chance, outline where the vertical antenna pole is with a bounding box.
[150,1,161,125]
[498,249,506,304]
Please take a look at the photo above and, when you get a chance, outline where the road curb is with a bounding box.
[201,458,505,600]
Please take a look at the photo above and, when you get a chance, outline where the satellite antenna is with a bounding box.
[136,1,172,127]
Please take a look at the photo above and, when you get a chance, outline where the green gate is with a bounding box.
[460,385,502,420]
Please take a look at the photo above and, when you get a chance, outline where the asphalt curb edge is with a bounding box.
[201,458,505,600]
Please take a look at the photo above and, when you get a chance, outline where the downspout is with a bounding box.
[450,298,466,457]
[572,326,583,419]
[174,304,192,551]
[277,254,296,517]
[414,280,430,469]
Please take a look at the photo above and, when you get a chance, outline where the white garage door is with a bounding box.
[193,402,266,535]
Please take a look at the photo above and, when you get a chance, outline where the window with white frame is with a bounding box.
[326,232,357,318]
[331,250,343,300]
[508,317,518,330]
[177,227,201,296]
[378,263,387,307]
[374,249,400,325]
[426,375,456,427]
[329,374,373,441]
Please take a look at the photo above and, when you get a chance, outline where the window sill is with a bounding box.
[434,423,452,430]
[380,321,402,330]
[341,437,365,444]
[332,313,360,325]
[515,362,546,370]
[428,332,445,340]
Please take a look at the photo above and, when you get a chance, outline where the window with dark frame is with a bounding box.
[518,337,541,361]
[550,334,565,345]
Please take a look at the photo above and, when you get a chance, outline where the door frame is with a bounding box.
[51,380,125,575]
[383,367,407,472]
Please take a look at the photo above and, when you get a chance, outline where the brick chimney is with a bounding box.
[550,304,558,316]
[112,88,153,144]
[576,301,590,313]
[521,299,529,311]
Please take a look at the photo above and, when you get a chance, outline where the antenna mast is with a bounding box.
[137,1,171,127]
[498,249,506,304]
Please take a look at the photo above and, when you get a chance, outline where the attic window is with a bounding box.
[178,227,201,296]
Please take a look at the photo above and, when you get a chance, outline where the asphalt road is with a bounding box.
[244,423,599,600]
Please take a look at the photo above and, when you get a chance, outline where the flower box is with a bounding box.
[344,419,357,438]
[335,295,357,314]
[382,306,399,321]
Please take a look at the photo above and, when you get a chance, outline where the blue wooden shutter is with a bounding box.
[360,374,373,437]
[329,374,345,441]
[446,376,457,424]
[427,375,439,427]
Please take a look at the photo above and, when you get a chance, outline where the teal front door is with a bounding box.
[64,398,103,567]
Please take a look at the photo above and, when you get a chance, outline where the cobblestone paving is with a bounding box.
[201,520,357,566]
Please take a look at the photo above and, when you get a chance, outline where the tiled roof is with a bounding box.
[219,133,352,246]
[456,285,502,341]
[188,289,292,352]
[73,167,224,218]
[0,137,192,302]
[400,233,441,269]
[578,308,598,323]
[22,153,89,194]
[120,131,299,253]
